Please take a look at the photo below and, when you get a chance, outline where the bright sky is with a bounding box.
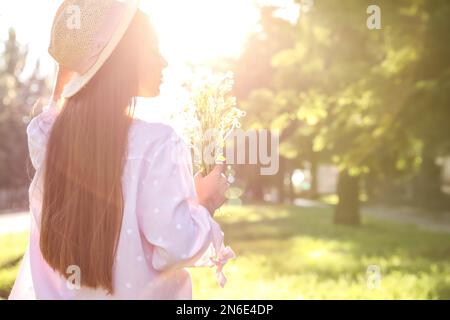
[0,0,265,75]
[0,0,299,121]
[0,1,60,76]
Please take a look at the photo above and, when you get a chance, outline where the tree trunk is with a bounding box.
[309,159,318,199]
[277,157,286,204]
[413,147,444,209]
[288,170,295,203]
[334,170,361,226]
[245,164,264,202]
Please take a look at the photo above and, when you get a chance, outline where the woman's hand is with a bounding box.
[194,164,229,215]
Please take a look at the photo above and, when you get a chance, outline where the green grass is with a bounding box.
[191,205,450,299]
[1,205,450,299]
[0,232,28,299]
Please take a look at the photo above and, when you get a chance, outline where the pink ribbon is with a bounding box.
[208,218,236,288]
[210,246,236,288]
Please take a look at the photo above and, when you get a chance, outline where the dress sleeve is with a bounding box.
[27,102,59,170]
[137,131,235,287]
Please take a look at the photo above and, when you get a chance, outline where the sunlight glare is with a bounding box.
[141,0,260,64]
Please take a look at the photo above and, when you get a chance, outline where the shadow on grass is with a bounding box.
[0,256,22,270]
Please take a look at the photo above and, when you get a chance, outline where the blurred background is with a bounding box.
[1,0,450,299]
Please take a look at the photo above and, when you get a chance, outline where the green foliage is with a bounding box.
[234,0,450,207]
[0,29,49,189]
[261,0,430,173]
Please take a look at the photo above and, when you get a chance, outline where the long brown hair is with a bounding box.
[40,12,149,293]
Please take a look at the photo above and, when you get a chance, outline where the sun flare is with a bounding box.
[140,0,260,64]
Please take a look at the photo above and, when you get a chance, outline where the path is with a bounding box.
[0,211,29,235]
[294,199,450,234]
[1,203,450,235]
[363,205,450,233]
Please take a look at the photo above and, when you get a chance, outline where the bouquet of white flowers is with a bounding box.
[182,70,246,175]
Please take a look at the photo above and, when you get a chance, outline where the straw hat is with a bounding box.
[49,0,140,99]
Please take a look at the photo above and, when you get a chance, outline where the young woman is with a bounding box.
[9,0,234,300]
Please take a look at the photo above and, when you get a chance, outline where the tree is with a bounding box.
[235,0,450,224]
[0,29,49,190]
[271,0,433,225]
[232,5,298,203]
[408,0,450,209]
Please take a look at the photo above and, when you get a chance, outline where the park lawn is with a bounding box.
[1,205,450,299]
[0,232,28,299]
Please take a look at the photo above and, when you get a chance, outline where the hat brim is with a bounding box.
[61,0,140,99]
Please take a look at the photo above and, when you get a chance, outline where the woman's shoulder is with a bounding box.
[127,119,188,161]
[27,101,59,139]
[129,118,179,144]
[27,101,60,169]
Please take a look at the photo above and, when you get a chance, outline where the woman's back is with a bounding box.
[9,104,233,299]
[10,2,233,300]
